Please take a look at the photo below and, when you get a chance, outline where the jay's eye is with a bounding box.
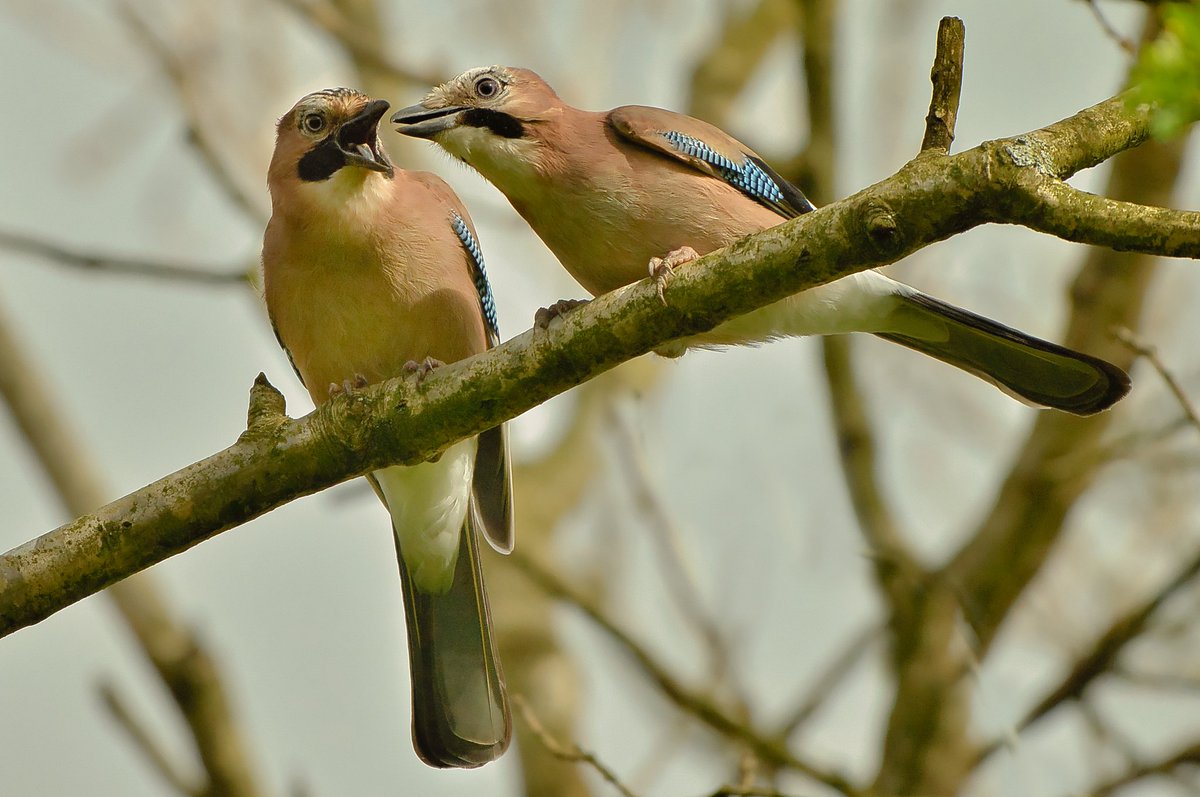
[301,113,326,134]
[474,77,500,99]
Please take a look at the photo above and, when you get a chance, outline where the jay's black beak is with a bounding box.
[391,104,466,139]
[337,99,394,177]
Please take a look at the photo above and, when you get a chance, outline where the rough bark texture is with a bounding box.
[2,70,1196,646]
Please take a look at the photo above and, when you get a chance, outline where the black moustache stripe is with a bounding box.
[460,108,525,139]
[298,137,345,182]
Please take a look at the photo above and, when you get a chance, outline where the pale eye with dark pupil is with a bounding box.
[303,115,325,133]
[475,78,499,98]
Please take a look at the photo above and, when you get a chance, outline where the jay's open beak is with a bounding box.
[338,99,394,176]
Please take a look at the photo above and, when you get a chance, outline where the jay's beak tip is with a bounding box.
[391,104,461,139]
[336,100,394,177]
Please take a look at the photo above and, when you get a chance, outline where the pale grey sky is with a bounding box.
[2,1,1198,796]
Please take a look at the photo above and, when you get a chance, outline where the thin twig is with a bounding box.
[101,681,203,797]
[1115,326,1200,434]
[973,540,1200,767]
[1085,0,1139,54]
[0,229,249,285]
[686,0,795,125]
[1,83,1186,640]
[777,624,877,738]
[513,694,641,797]
[510,551,861,796]
[273,0,443,87]
[821,336,922,611]
[920,16,965,152]
[1089,740,1200,797]
[1114,666,1200,693]
[0,301,267,797]
[608,405,739,692]
[118,4,268,224]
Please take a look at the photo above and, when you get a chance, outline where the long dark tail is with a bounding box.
[877,291,1130,415]
[395,518,510,768]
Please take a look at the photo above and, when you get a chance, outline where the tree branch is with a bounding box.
[509,551,860,796]
[0,300,267,795]
[1004,173,1200,258]
[0,79,1191,639]
[873,14,1182,796]
[973,539,1200,766]
[513,695,641,797]
[118,4,269,225]
[686,0,796,125]
[274,0,443,87]
[920,17,965,153]
[608,405,740,693]
[0,229,250,285]
[1115,326,1200,433]
[777,623,878,739]
[946,130,1189,661]
[101,682,204,796]
[1089,739,1200,797]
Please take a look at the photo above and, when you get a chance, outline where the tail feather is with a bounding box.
[395,515,510,768]
[877,291,1130,416]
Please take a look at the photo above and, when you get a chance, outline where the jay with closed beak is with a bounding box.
[262,88,511,768]
[392,67,1129,415]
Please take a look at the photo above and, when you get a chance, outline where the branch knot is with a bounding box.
[861,201,903,257]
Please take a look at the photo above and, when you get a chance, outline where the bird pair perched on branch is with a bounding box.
[261,67,1130,769]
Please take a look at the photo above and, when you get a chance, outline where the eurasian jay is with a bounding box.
[262,88,511,768]
[392,67,1129,414]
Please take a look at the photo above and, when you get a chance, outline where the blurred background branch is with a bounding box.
[2,2,1199,797]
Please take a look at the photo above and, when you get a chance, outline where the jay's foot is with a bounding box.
[534,298,591,330]
[404,358,446,461]
[328,373,369,398]
[647,246,699,305]
[403,356,445,384]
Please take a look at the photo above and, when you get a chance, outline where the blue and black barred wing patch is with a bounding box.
[607,105,816,220]
[450,212,500,347]
[659,131,815,219]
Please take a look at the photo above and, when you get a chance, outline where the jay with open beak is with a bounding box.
[262,88,511,768]
[392,67,1129,415]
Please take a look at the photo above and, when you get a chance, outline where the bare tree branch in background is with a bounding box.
[513,695,641,797]
[802,0,930,704]
[687,0,797,125]
[1116,326,1200,433]
[1089,739,1200,797]
[118,2,270,225]
[0,300,269,797]
[874,10,1194,797]
[6,5,1200,797]
[974,537,1200,767]
[277,0,444,88]
[0,229,251,285]
[509,548,860,796]
[608,403,751,713]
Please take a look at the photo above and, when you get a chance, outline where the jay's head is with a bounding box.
[269,88,394,197]
[391,67,558,173]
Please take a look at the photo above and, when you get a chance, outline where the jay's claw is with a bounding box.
[328,373,370,397]
[648,246,698,305]
[403,356,446,384]
[534,298,591,330]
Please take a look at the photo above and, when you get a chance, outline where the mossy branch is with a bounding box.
[2,80,1197,639]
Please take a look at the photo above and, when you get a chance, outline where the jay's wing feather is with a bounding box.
[607,105,816,220]
[415,171,514,553]
[270,322,306,387]
[471,424,513,553]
